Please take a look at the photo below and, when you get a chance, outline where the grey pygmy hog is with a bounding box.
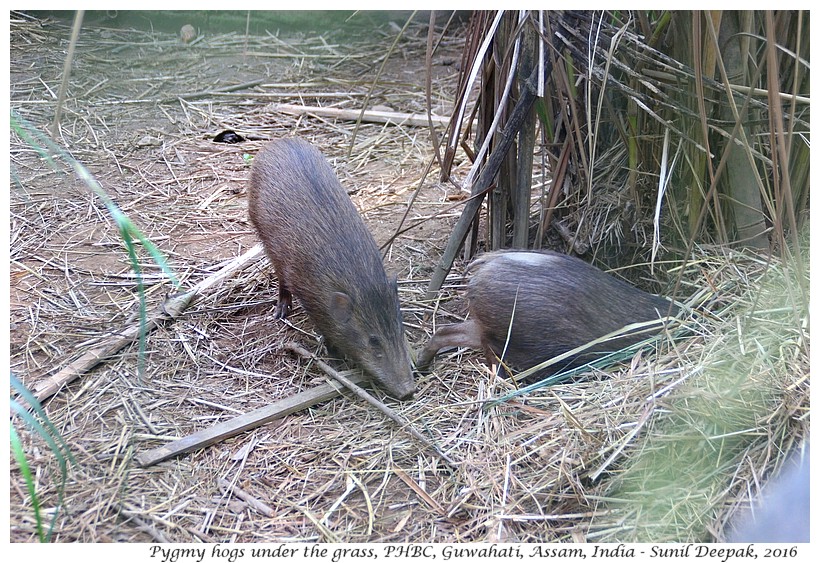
[418,250,677,376]
[248,138,415,400]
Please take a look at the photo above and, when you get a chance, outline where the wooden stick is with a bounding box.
[134,370,370,467]
[269,102,449,127]
[30,245,265,404]
[284,343,459,469]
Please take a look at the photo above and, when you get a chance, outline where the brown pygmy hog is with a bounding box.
[418,250,678,377]
[248,138,415,400]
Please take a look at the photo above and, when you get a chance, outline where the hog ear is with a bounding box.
[329,292,353,324]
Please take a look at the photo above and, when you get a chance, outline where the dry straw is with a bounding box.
[9,12,808,543]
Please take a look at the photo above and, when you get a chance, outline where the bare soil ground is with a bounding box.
[9,12,808,545]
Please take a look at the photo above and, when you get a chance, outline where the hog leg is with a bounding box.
[417,319,483,369]
[273,275,293,320]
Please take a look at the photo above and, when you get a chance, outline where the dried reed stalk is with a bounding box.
[270,102,449,127]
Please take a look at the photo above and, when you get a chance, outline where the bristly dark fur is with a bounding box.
[248,138,415,399]
[420,249,678,377]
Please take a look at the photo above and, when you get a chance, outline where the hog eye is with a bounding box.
[369,335,384,358]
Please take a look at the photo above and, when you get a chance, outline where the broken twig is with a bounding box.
[284,342,459,469]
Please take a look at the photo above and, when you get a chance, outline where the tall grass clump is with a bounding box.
[593,239,809,542]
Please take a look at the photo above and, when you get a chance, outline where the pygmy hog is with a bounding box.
[418,250,678,377]
[247,138,415,400]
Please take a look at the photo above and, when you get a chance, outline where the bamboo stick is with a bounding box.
[269,102,449,127]
[30,245,265,404]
